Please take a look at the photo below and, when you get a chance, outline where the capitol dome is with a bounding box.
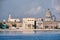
[45,9,52,21]
[45,9,51,18]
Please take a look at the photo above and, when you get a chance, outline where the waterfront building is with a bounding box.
[36,18,43,29]
[6,22,12,29]
[43,21,57,29]
[1,9,59,30]
[3,19,6,22]
[6,14,22,29]
[56,21,60,29]
[8,14,20,22]
[15,22,23,29]
[23,18,35,29]
[44,9,52,21]
[6,21,23,29]
[43,9,57,29]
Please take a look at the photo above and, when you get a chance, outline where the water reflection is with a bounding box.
[0,31,60,40]
[0,31,60,36]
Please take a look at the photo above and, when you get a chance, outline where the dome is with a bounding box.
[45,9,52,21]
[45,9,51,18]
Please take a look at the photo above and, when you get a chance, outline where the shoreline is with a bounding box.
[0,29,60,34]
[0,29,60,32]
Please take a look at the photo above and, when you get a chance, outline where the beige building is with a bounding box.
[44,9,52,21]
[43,9,57,29]
[3,9,59,30]
[43,21,57,29]
[5,14,22,29]
[8,14,20,22]
[6,21,23,29]
[23,18,35,29]
[15,22,22,28]
[56,21,60,29]
[36,18,43,29]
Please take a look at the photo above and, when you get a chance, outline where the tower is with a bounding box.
[45,9,52,21]
[8,14,12,22]
[8,14,12,20]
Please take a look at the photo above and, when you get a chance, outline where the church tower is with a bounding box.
[8,14,12,20]
[8,14,12,22]
[45,9,52,21]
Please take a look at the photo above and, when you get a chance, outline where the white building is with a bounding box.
[36,18,43,29]
[57,21,60,29]
[8,14,20,22]
[23,18,35,29]
[3,19,6,22]
[45,9,52,21]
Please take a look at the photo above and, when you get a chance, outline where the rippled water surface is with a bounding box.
[0,31,60,40]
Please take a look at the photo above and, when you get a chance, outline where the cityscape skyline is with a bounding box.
[0,0,60,21]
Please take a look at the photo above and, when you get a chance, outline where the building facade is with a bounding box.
[23,18,35,29]
[36,18,43,29]
[2,9,60,30]
[8,14,20,22]
[43,21,57,29]
[56,21,60,29]
[44,9,52,21]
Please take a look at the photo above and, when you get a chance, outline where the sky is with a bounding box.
[0,0,60,21]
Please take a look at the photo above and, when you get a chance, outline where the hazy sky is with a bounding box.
[0,0,60,21]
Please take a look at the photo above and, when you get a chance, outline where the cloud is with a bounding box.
[52,0,60,12]
[25,6,42,15]
[54,6,60,11]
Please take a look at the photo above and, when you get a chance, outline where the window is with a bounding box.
[28,24,31,27]
[45,26,49,29]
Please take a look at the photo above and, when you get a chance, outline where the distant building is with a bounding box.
[3,19,6,22]
[8,14,20,22]
[44,9,52,21]
[56,21,60,29]
[15,22,23,28]
[23,18,35,29]
[43,21,57,29]
[6,14,21,29]
[6,22,12,29]
[2,9,59,30]
[36,18,43,29]
[43,9,58,29]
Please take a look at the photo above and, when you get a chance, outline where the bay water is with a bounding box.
[0,31,60,40]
